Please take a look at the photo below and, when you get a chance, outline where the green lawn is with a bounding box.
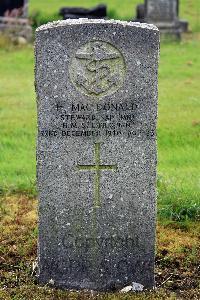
[29,0,200,32]
[0,1,200,221]
[0,45,36,195]
[158,39,200,220]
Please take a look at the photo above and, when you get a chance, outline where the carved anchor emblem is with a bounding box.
[70,41,125,97]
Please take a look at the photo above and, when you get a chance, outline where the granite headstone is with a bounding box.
[35,19,159,291]
[135,0,188,38]
[146,0,177,23]
[60,4,107,20]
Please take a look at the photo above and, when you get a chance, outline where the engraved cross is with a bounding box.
[77,143,117,208]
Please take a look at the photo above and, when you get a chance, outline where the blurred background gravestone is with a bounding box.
[0,0,32,41]
[59,4,107,20]
[135,0,188,39]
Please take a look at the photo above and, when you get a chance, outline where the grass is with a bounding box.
[157,36,200,221]
[0,42,36,196]
[0,196,199,299]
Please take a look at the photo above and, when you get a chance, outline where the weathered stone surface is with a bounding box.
[134,0,188,38]
[35,19,159,291]
[146,0,177,23]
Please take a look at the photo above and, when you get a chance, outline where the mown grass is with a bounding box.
[157,36,200,221]
[0,42,36,196]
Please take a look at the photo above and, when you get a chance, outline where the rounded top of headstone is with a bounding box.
[36,18,159,32]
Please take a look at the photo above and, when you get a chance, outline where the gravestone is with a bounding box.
[0,0,32,41]
[60,4,107,20]
[35,19,159,291]
[146,0,177,23]
[135,0,188,38]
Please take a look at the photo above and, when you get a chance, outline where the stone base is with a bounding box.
[133,18,188,39]
[134,3,189,39]
[0,17,32,41]
[179,20,188,33]
[159,27,181,40]
[152,20,188,40]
